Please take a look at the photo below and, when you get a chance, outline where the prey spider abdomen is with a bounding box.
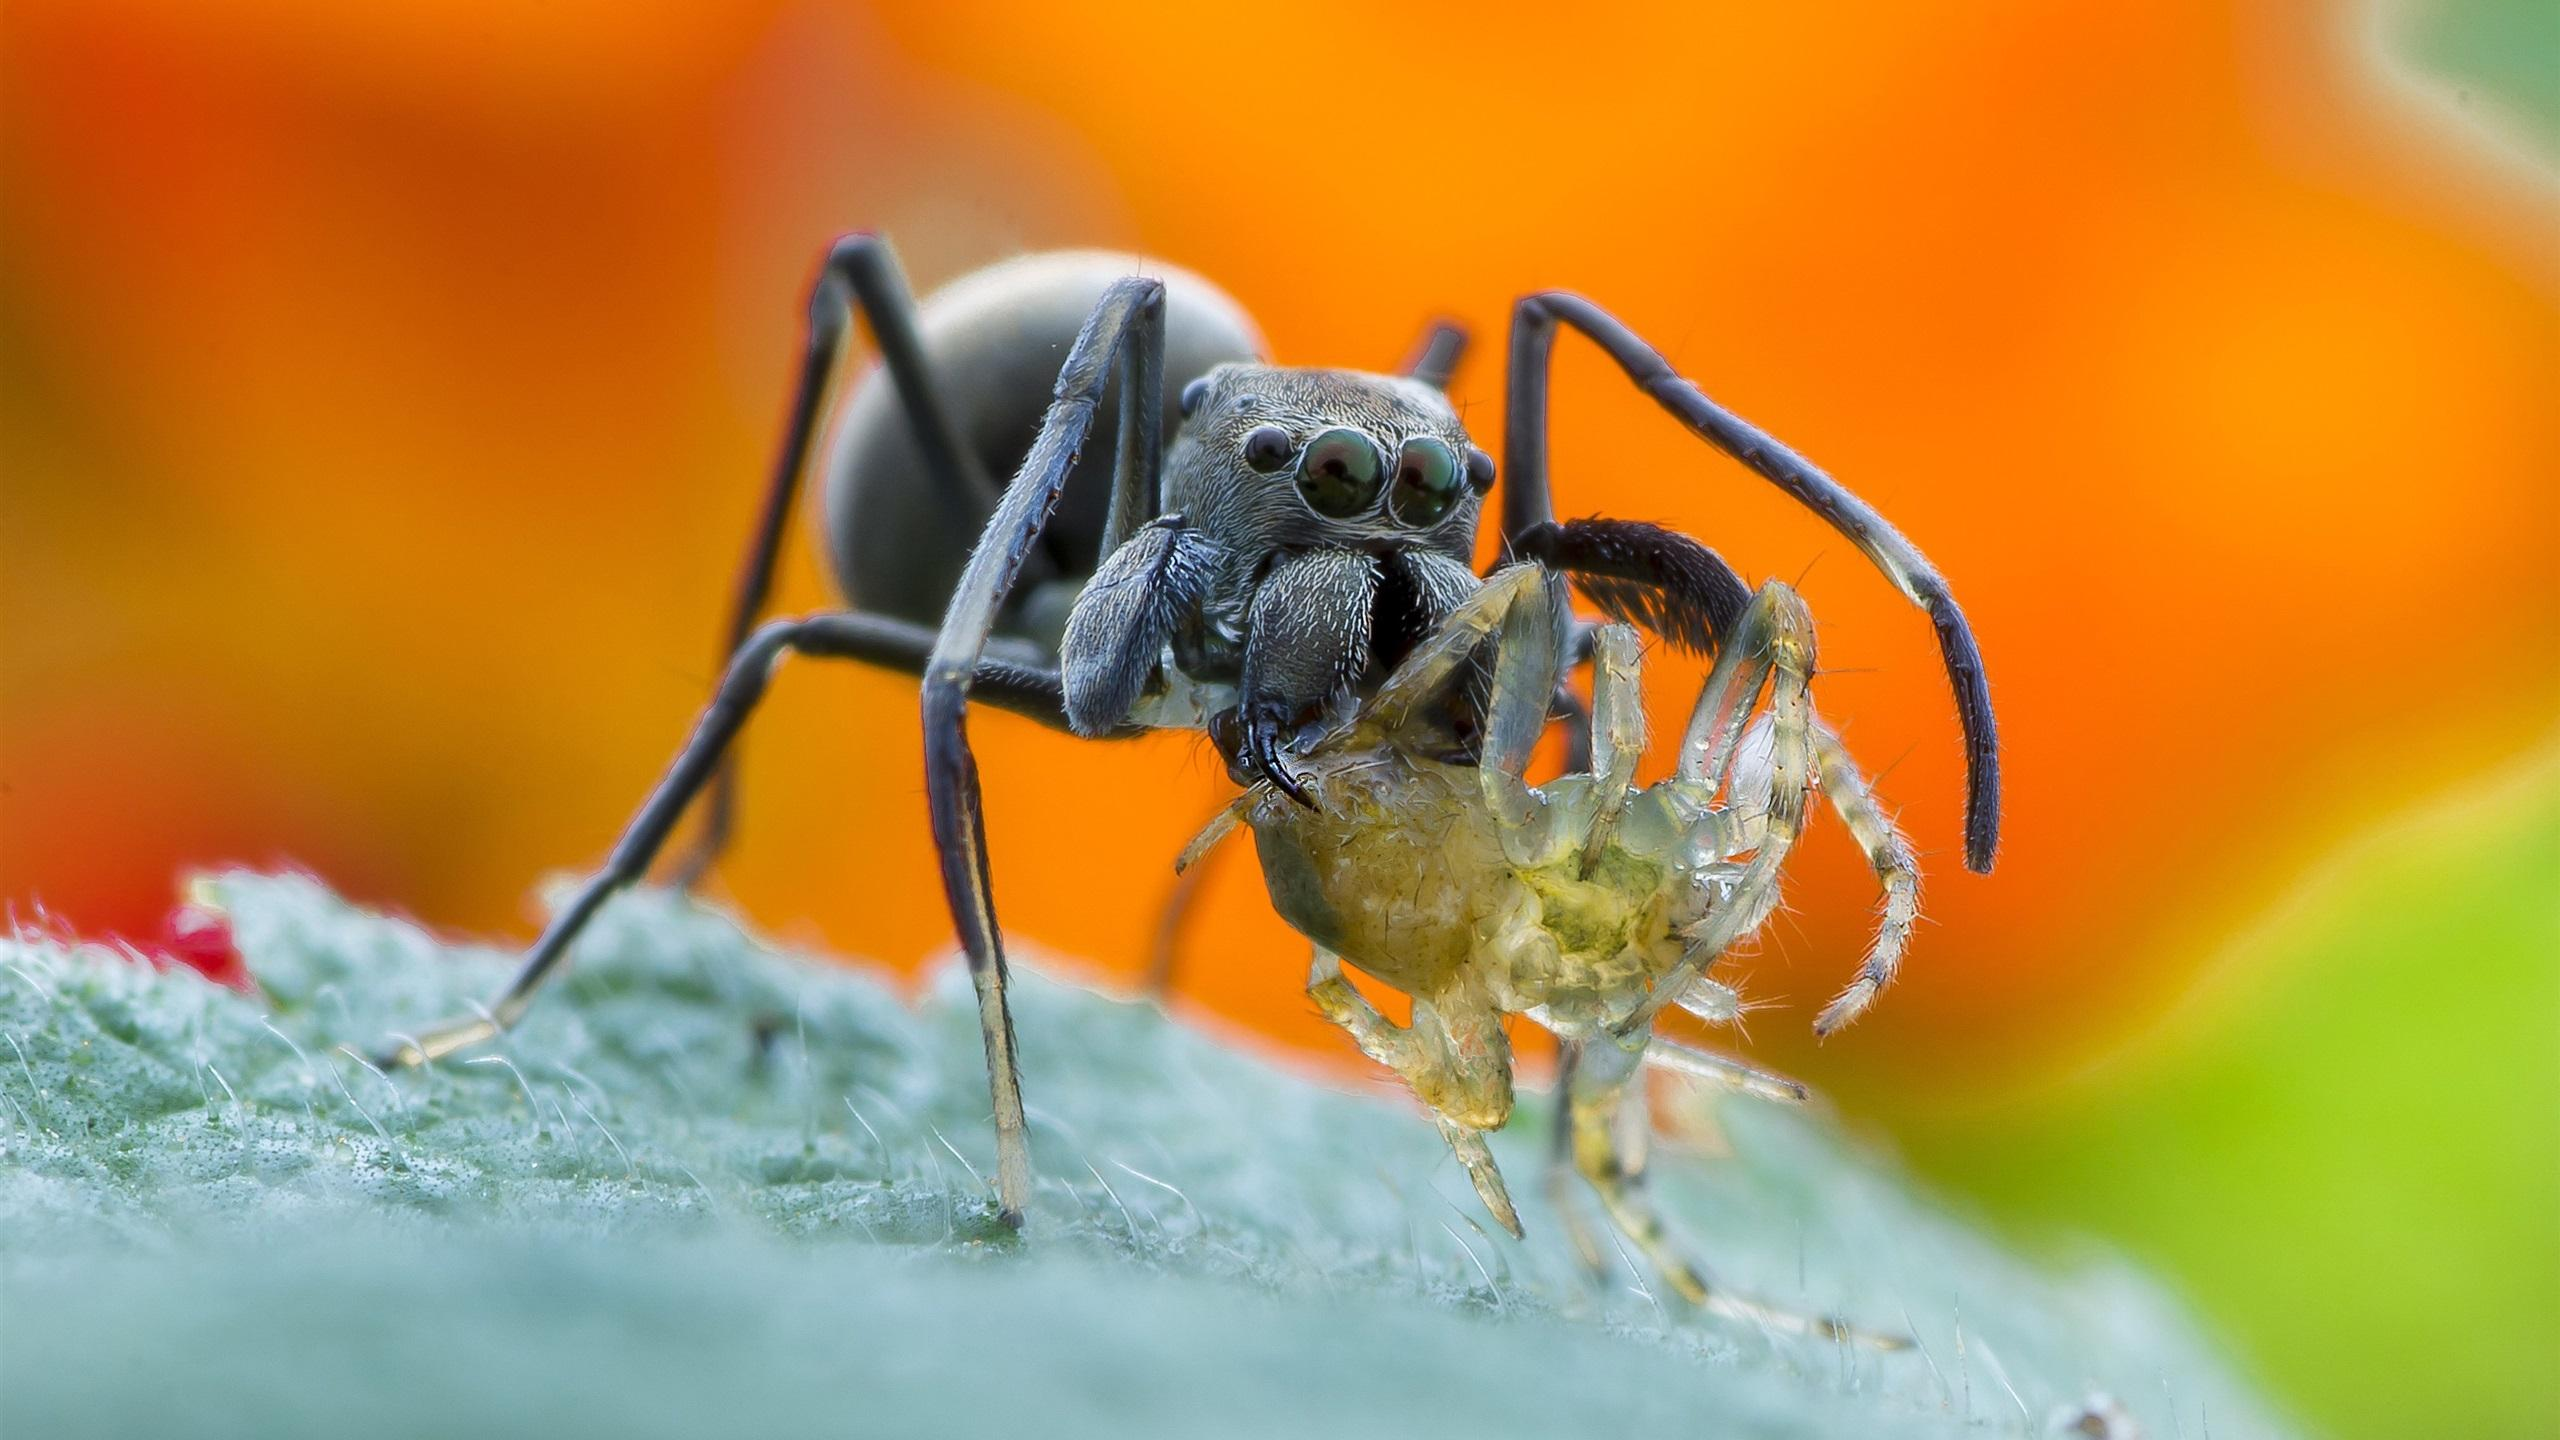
[375,233,2000,1245]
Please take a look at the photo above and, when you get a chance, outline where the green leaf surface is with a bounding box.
[0,873,2293,1439]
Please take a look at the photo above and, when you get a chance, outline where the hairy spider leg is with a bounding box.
[1576,623,1645,875]
[1533,612,1642,1282]
[1304,948,1522,1237]
[1348,563,1551,741]
[1562,1033,1907,1347]
[1544,1042,1613,1280]
[1807,722,1922,1036]
[1412,986,1522,1234]
[1562,1032,1698,1301]
[1475,567,1569,860]
[1641,1035,1807,1105]
[1616,582,1821,1042]
[1499,290,1998,873]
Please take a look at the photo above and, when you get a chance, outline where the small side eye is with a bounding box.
[1389,438,1464,526]
[1464,446,1496,494]
[1179,376,1212,418]
[1242,426,1294,473]
[1295,428,1387,517]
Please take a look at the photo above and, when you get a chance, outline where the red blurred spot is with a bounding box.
[106,902,255,994]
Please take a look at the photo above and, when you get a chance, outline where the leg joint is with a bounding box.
[722,618,809,700]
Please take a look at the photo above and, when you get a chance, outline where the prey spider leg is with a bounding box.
[1544,1041,1613,1280]
[1305,948,1523,1236]
[1612,581,1821,1043]
[1564,1037,1901,1347]
[1500,290,2001,872]
[1562,1036,1697,1302]
[1808,721,1922,1036]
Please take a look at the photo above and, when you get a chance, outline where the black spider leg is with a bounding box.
[670,233,1021,889]
[1398,319,1470,390]
[924,276,1167,1223]
[1502,291,2000,872]
[374,614,1124,1071]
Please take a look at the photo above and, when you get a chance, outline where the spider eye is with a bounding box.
[1389,437,1464,526]
[1464,446,1496,494]
[1179,376,1212,418]
[1392,438,1474,527]
[1294,428,1386,518]
[1242,425,1294,473]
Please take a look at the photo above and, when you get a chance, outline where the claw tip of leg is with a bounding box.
[1812,983,1877,1038]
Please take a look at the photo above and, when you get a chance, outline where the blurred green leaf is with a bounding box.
[1906,745,2560,1439]
[2398,0,2560,155]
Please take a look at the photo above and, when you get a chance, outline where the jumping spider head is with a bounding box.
[1075,364,1505,802]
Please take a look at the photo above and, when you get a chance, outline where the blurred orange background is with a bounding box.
[4,0,2552,1152]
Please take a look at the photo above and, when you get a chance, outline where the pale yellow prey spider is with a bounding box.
[1181,562,1920,1339]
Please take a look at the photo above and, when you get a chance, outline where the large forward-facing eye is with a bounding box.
[1295,428,1386,518]
[1389,437,1464,526]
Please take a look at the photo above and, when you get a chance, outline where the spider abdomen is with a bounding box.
[822,251,1262,647]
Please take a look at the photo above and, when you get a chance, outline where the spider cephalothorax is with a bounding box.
[1065,363,1499,798]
